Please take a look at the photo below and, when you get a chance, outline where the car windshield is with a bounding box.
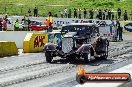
[31,21,44,25]
[61,25,98,34]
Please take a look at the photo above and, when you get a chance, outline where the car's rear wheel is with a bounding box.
[45,52,53,63]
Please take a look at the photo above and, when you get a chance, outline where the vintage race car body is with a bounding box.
[43,23,109,63]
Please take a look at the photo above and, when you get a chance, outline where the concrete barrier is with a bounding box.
[0,41,18,57]
[23,33,48,53]
[0,31,43,49]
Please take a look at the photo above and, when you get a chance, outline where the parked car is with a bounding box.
[29,20,58,31]
[43,23,109,63]
[29,20,46,31]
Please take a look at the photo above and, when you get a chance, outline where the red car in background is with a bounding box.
[29,20,46,31]
[29,20,57,31]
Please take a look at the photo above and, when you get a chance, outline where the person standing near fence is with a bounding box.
[105,9,108,20]
[14,19,20,31]
[84,8,87,19]
[89,9,94,19]
[78,8,81,19]
[0,18,2,31]
[34,7,38,17]
[123,10,128,21]
[64,8,68,18]
[111,10,114,20]
[108,9,111,20]
[74,8,77,18]
[96,9,99,19]
[117,8,121,19]
[116,20,120,40]
[98,9,102,20]
[118,25,123,41]
[2,18,7,31]
[102,10,105,20]
[68,9,71,18]
[28,8,31,16]
[47,12,53,32]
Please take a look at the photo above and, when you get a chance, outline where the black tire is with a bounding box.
[76,74,87,84]
[67,55,76,62]
[45,52,53,63]
[102,46,108,60]
[95,57,100,60]
[83,52,91,63]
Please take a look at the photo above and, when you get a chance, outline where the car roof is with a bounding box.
[62,23,97,26]
[31,20,43,22]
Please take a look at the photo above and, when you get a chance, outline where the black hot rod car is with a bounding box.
[43,23,109,63]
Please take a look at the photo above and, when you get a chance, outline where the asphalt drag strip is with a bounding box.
[44,52,132,87]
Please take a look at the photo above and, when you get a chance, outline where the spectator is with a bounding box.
[5,14,8,19]
[78,8,81,19]
[102,10,105,20]
[45,19,50,31]
[111,10,114,20]
[74,8,77,18]
[96,9,99,19]
[28,8,31,16]
[21,16,26,22]
[5,14,8,22]
[48,12,53,25]
[116,20,120,40]
[124,10,128,21]
[0,18,2,31]
[108,9,111,20]
[21,16,26,30]
[14,19,19,31]
[64,8,68,18]
[84,8,87,19]
[4,14,11,24]
[47,12,53,32]
[34,7,38,17]
[27,18,31,31]
[2,18,7,31]
[105,9,108,20]
[89,9,94,19]
[118,25,123,41]
[68,9,71,18]
[117,8,121,19]
[98,9,102,20]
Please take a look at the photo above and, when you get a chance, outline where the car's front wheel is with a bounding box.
[45,52,53,63]
[102,46,108,60]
